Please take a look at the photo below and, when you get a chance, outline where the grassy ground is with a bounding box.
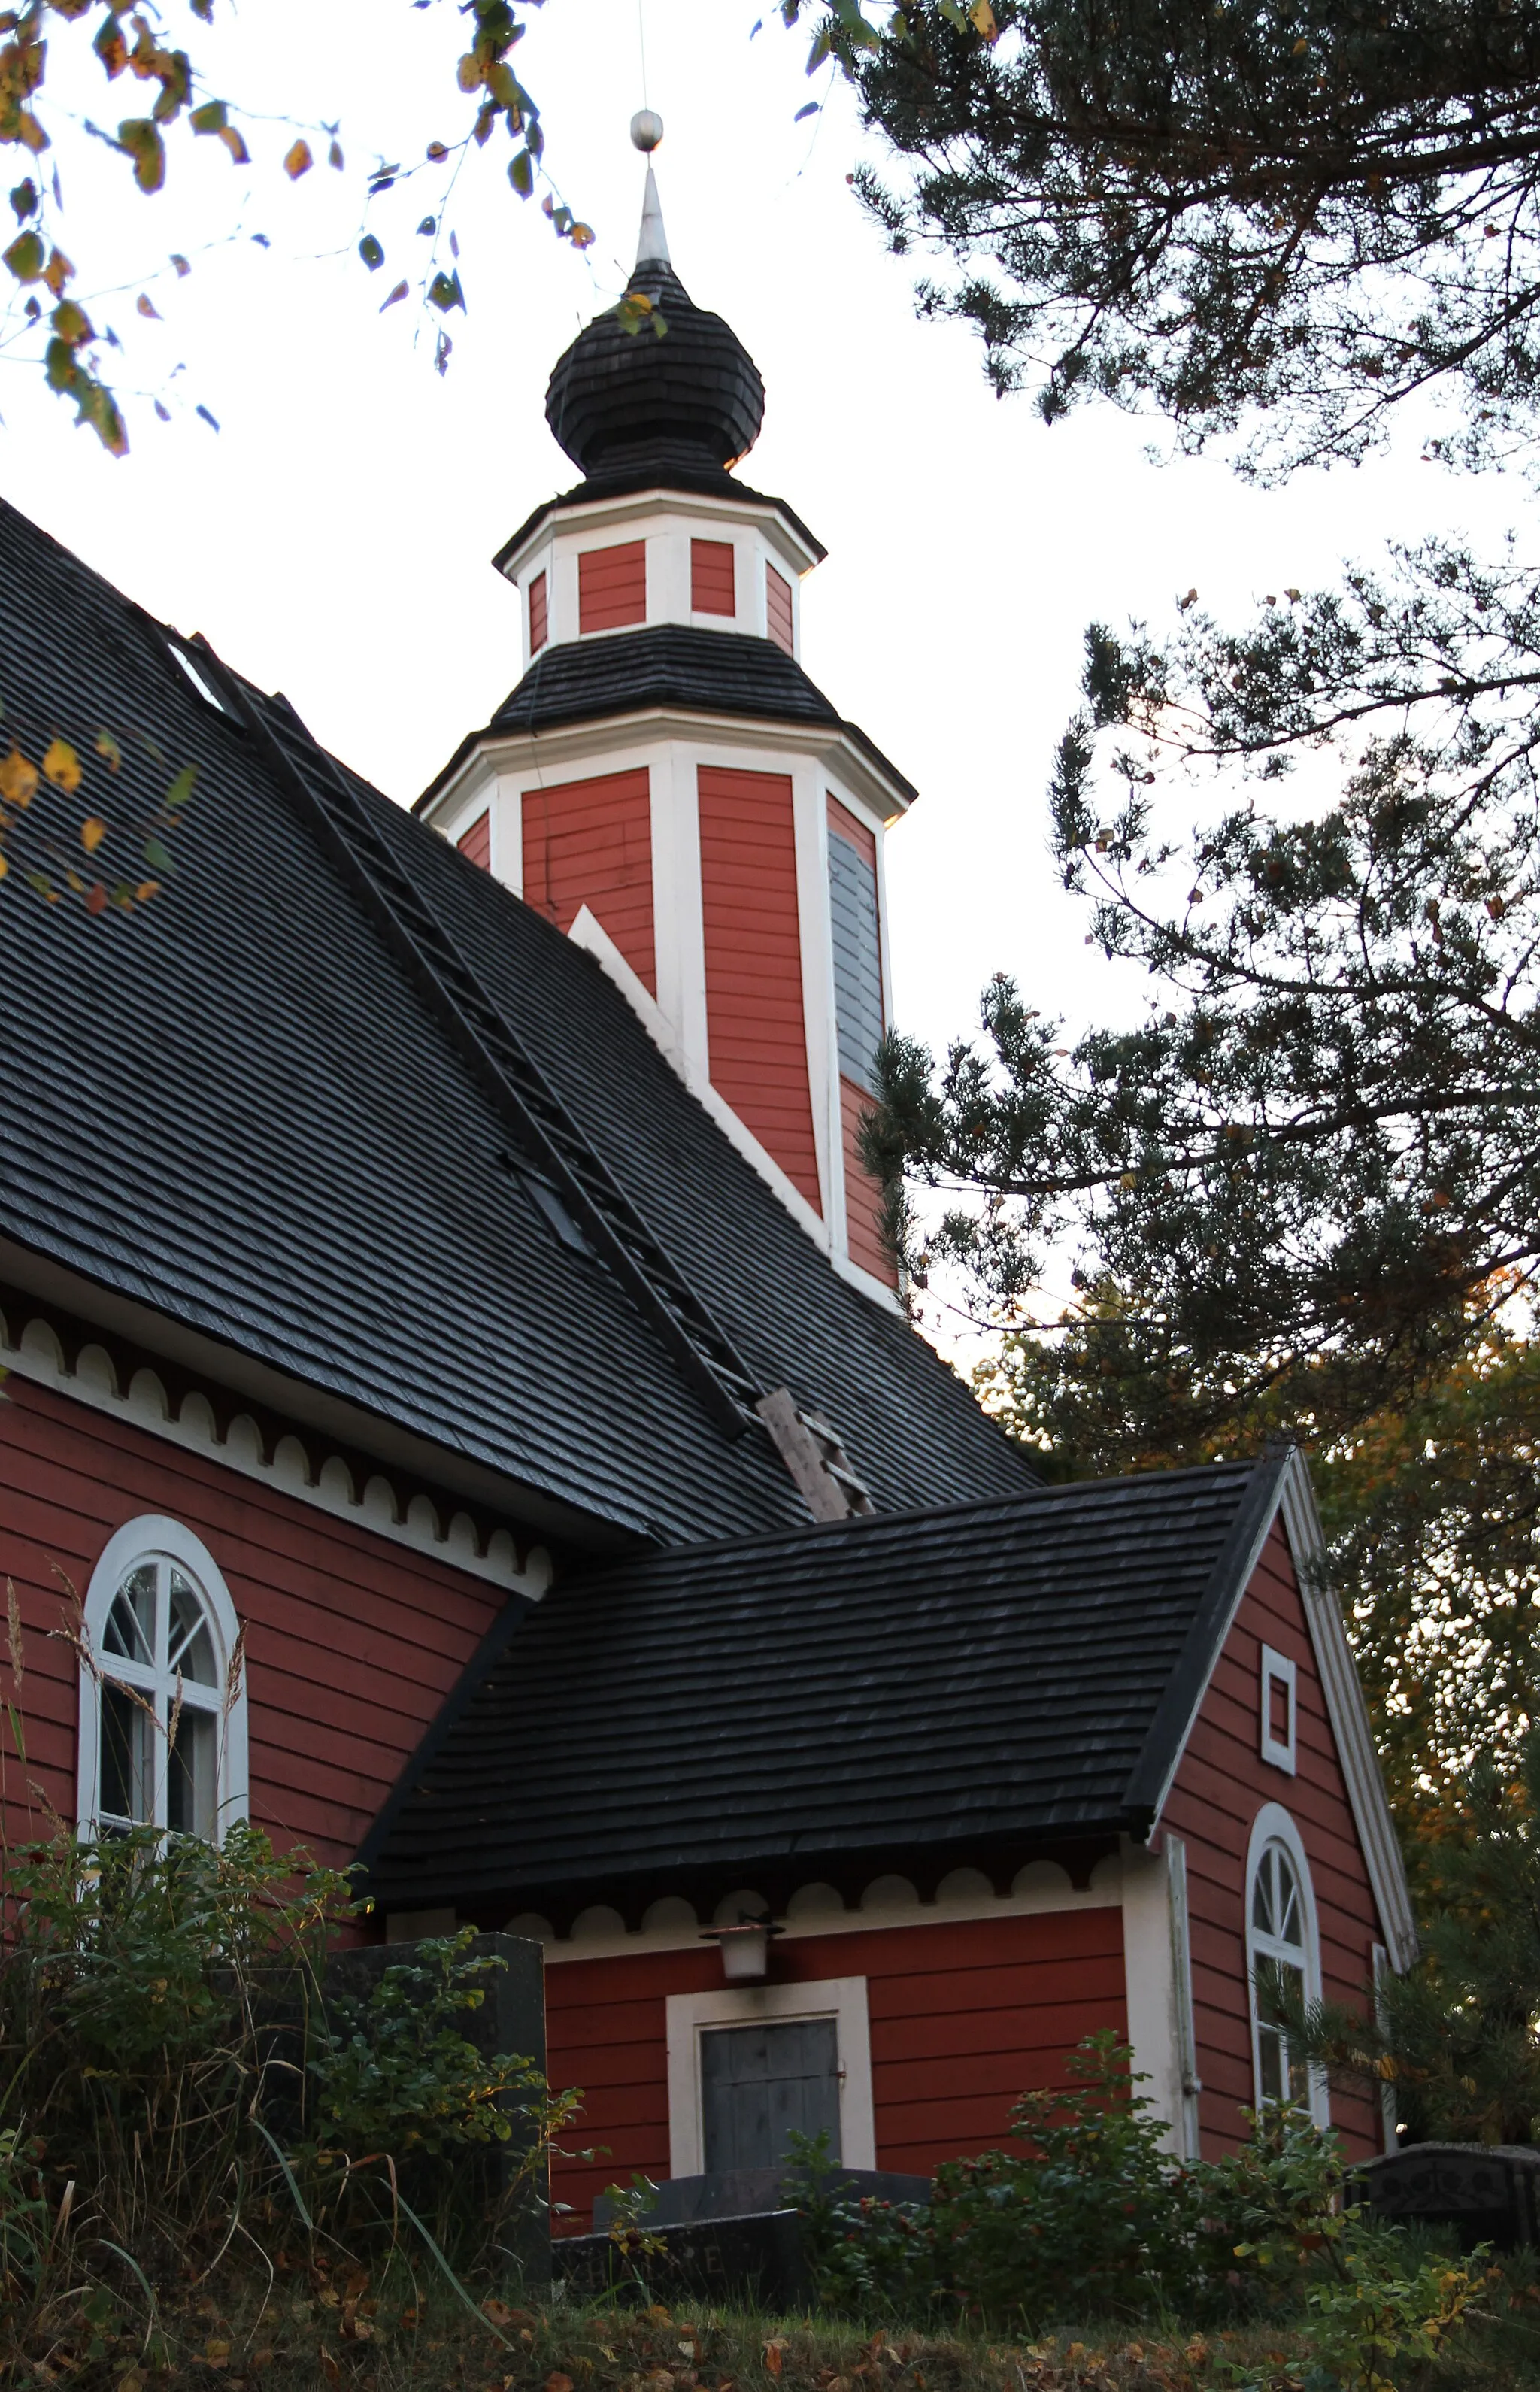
[11,2259,1540,2392]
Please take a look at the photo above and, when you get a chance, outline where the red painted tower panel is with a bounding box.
[522,767,656,996]
[698,764,822,1214]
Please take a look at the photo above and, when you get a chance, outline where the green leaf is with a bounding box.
[163,765,196,808]
[142,834,175,875]
[117,119,166,196]
[428,270,465,314]
[359,234,385,271]
[508,150,534,199]
[4,230,44,284]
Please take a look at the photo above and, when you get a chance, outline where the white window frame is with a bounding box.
[1244,1802,1329,2127]
[1260,1645,1298,1774]
[77,1516,249,1845]
[665,1975,874,2177]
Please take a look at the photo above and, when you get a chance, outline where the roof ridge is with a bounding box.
[543,1451,1267,1581]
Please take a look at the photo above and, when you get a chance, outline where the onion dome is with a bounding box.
[544,153,765,480]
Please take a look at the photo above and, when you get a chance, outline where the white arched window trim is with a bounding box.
[1244,1801,1331,2128]
[77,1515,249,1845]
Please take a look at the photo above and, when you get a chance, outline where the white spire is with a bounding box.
[635,164,671,268]
[630,109,669,268]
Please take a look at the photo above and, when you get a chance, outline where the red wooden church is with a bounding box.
[0,141,1414,2230]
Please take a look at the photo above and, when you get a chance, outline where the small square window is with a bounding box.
[1260,1645,1297,1774]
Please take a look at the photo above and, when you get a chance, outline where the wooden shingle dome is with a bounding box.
[544,241,766,477]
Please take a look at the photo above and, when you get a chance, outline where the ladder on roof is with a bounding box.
[192,639,761,1441]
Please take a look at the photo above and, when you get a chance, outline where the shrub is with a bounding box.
[0,1821,569,2328]
[792,2030,1488,2370]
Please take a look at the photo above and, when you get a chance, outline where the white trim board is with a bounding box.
[420,705,913,832]
[665,1976,875,2176]
[0,1306,550,1599]
[567,905,903,1316]
[1276,1456,1418,1972]
[517,1854,1124,1961]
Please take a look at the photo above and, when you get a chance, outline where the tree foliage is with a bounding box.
[798,0,1540,478]
[814,0,1540,1798]
[1297,1723,1540,2143]
[0,1,588,451]
[872,543,1540,1790]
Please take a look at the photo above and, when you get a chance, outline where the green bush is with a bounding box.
[792,2030,1488,2378]
[0,1822,568,2323]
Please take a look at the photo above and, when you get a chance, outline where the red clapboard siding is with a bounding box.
[0,1372,505,1871]
[578,541,647,634]
[456,811,491,872]
[544,1905,1126,2230]
[765,562,794,655]
[841,1077,896,1284]
[522,766,656,996]
[529,570,548,653]
[692,539,736,617]
[827,793,877,869]
[697,764,821,1212]
[1162,1521,1385,2161]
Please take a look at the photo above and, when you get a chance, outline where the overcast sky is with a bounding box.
[5,1,1525,1296]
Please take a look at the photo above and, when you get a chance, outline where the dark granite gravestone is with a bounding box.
[325,1932,549,2285]
[559,2167,932,2309]
[1348,2142,1540,2252]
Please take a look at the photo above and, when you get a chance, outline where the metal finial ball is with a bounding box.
[630,109,664,153]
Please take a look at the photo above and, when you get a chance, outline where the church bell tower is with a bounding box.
[417,120,914,1294]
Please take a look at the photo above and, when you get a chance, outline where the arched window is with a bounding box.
[1245,1802,1329,2126]
[77,1517,248,1845]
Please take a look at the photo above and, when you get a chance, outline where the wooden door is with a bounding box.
[699,2016,841,2172]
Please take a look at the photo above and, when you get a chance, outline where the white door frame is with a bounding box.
[665,1975,875,2176]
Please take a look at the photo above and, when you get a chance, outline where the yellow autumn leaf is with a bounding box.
[43,737,82,793]
[81,817,107,853]
[284,138,313,180]
[0,849,8,880]
[0,747,38,807]
[135,879,162,902]
[970,0,998,33]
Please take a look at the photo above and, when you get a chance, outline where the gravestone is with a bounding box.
[1348,2142,1540,2252]
[559,2166,932,2308]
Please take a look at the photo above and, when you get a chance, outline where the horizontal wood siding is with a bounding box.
[1162,1522,1384,2160]
[522,766,656,996]
[841,1075,896,1286]
[698,765,821,1212]
[456,811,491,872]
[0,1375,505,1869]
[546,1906,1126,2229]
[765,564,794,656]
[691,540,735,617]
[529,571,548,654]
[827,796,876,870]
[579,541,647,634]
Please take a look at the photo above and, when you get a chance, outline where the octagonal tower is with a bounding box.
[417,147,912,1296]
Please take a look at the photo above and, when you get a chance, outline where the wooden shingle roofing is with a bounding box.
[361,1457,1289,1916]
[0,497,1029,1550]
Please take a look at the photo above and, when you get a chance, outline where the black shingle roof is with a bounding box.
[545,256,765,475]
[361,1457,1286,1915]
[416,626,915,811]
[0,498,1027,1548]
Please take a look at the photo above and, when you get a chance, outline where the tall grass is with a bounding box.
[0,1599,573,2354]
